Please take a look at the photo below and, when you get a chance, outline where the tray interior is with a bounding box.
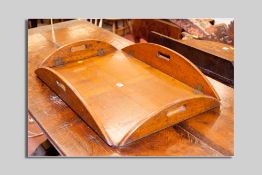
[53,50,209,144]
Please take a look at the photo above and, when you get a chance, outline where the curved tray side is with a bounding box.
[122,43,220,100]
[35,67,114,146]
[119,95,219,146]
[40,40,117,68]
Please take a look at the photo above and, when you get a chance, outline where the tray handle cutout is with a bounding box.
[70,44,86,52]
[157,51,170,61]
[166,105,186,117]
[39,40,117,68]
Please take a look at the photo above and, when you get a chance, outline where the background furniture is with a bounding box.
[131,19,234,46]
[28,20,234,156]
[131,19,183,42]
[104,19,132,35]
[168,19,234,46]
[86,19,103,27]
[149,31,234,87]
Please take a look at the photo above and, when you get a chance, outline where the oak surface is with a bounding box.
[28,20,234,156]
[27,113,47,156]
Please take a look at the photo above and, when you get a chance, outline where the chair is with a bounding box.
[86,19,103,28]
[105,19,132,35]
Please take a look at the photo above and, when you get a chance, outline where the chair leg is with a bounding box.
[112,21,116,33]
[30,19,38,28]
[127,19,133,34]
[116,21,119,34]
[99,19,103,28]
[123,20,127,35]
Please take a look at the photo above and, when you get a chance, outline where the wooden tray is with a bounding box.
[35,40,220,147]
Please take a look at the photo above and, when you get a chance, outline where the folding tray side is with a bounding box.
[35,40,118,146]
[118,43,220,146]
[39,40,117,68]
[119,96,219,146]
[122,43,220,100]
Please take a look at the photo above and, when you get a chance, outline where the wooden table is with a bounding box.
[27,113,47,155]
[28,20,234,156]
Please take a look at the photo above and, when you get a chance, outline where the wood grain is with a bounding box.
[27,113,47,156]
[28,20,233,156]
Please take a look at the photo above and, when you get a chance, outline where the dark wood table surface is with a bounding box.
[148,31,234,86]
[28,20,234,156]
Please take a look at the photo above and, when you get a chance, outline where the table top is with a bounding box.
[178,39,234,62]
[28,113,47,155]
[28,20,234,156]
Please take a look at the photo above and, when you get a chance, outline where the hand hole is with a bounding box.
[71,45,86,52]
[157,51,170,61]
[166,105,187,117]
